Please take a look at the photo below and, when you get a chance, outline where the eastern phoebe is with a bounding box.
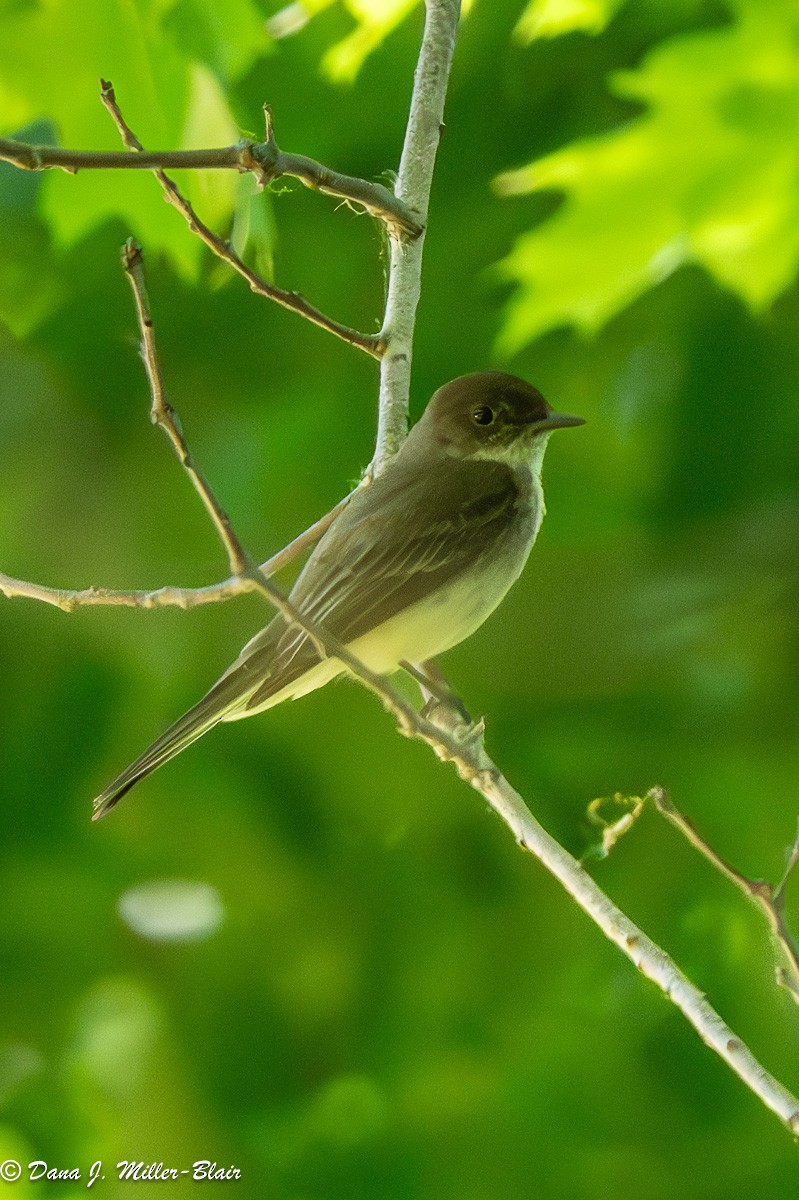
[93,372,584,818]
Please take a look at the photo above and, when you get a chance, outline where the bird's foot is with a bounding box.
[421,696,485,747]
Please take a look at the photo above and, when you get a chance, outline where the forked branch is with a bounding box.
[0,108,421,240]
[99,81,382,358]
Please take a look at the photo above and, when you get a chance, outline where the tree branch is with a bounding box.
[0,115,421,241]
[0,570,245,613]
[373,0,461,470]
[96,81,382,358]
[249,105,423,240]
[470,764,799,1134]
[121,238,251,578]
[0,492,352,614]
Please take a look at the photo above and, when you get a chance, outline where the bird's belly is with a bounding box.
[348,538,533,673]
[237,522,537,716]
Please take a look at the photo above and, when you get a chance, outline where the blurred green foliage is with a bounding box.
[514,0,626,41]
[1,0,799,1197]
[497,0,799,349]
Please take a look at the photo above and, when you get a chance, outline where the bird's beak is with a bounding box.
[537,410,586,431]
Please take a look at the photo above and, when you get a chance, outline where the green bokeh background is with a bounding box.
[2,1,799,1196]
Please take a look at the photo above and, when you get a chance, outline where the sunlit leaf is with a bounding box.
[514,0,626,42]
[268,0,477,81]
[0,0,265,292]
[495,0,799,352]
[179,62,242,232]
[322,0,420,82]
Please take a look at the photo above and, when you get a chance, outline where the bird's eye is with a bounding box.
[472,406,495,426]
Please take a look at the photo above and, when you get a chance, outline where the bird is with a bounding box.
[92,371,584,818]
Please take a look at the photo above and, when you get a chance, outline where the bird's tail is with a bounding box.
[91,669,256,821]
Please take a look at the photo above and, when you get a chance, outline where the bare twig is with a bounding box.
[0,492,355,614]
[0,137,243,173]
[0,570,246,614]
[0,119,421,240]
[249,105,423,240]
[472,764,799,1135]
[122,239,250,577]
[97,81,382,358]
[653,788,799,1001]
[373,0,461,470]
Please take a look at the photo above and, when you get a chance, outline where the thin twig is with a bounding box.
[0,571,247,613]
[0,121,421,240]
[97,81,382,359]
[119,233,415,676]
[0,139,243,173]
[248,105,422,241]
[653,788,799,1001]
[474,765,799,1135]
[122,239,250,578]
[373,0,461,471]
[0,491,355,614]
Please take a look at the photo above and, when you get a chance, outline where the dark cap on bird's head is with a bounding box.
[409,371,585,459]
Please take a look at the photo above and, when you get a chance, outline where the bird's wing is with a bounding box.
[240,459,524,711]
[92,459,524,819]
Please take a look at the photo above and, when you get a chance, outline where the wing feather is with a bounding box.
[242,456,525,711]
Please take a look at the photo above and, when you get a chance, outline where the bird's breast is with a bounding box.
[348,490,542,673]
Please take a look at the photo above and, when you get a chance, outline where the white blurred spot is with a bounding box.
[118,879,225,943]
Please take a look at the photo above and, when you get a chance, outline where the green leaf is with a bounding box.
[178,62,243,235]
[0,0,188,281]
[0,0,265,293]
[495,0,799,352]
[268,0,480,82]
[322,0,421,82]
[165,0,272,82]
[268,0,433,82]
[514,0,626,42]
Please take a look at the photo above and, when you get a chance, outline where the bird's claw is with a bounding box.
[421,696,484,746]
